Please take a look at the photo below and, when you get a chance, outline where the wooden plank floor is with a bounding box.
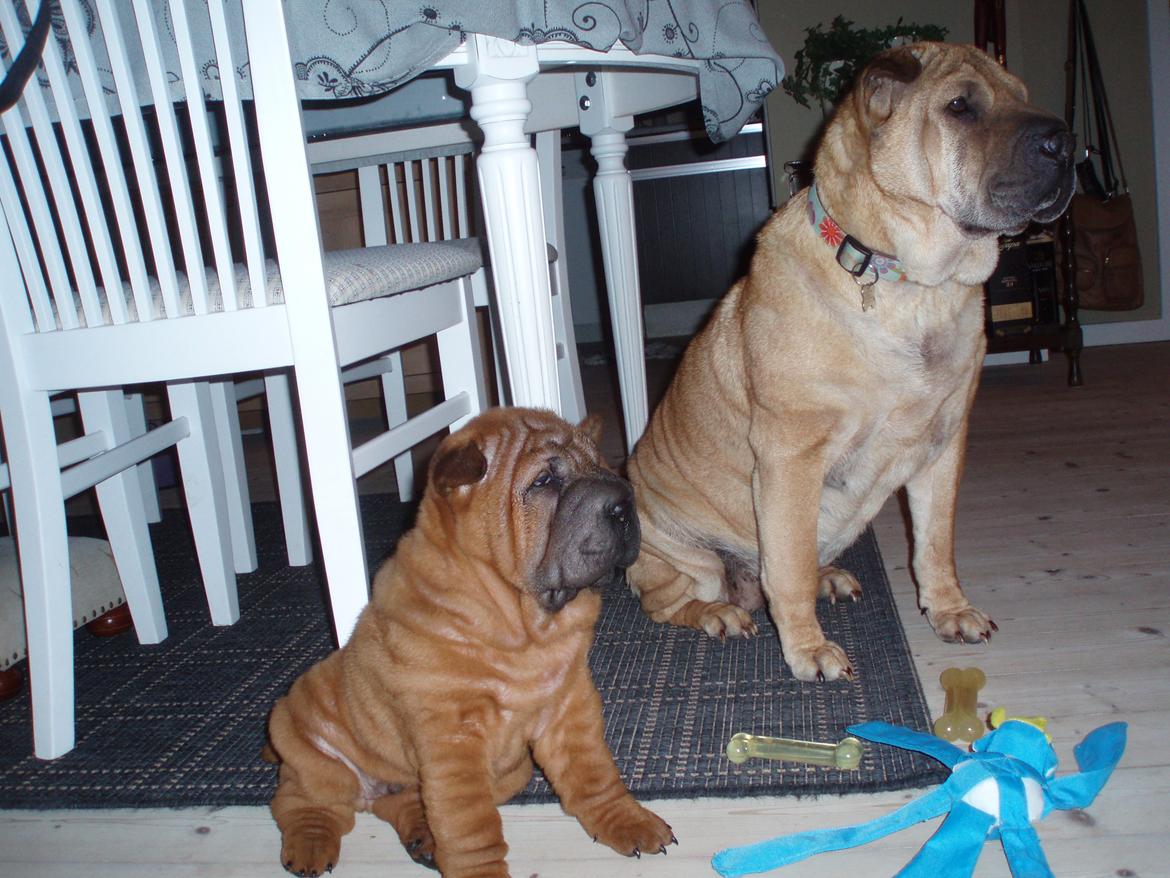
[2,342,1168,877]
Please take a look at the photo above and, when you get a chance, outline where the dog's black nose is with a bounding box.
[1035,124,1074,167]
[607,498,632,527]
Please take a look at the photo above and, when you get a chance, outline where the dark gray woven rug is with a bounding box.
[0,495,945,809]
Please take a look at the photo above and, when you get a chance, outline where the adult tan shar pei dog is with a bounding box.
[626,42,1075,682]
[266,408,674,877]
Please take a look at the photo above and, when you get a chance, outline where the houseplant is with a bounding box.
[783,16,949,113]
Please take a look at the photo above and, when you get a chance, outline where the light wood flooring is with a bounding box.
[2,341,1168,877]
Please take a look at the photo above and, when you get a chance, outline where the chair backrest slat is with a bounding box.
[420,157,437,241]
[203,0,269,308]
[341,146,479,250]
[92,0,184,319]
[403,160,422,242]
[33,7,129,325]
[357,165,389,248]
[0,91,81,329]
[0,155,53,331]
[130,0,211,315]
[386,163,407,243]
[437,155,454,240]
[453,153,471,238]
[165,0,236,312]
[0,3,114,329]
[55,0,156,323]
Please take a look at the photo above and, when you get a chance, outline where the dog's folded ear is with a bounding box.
[431,439,488,493]
[577,413,605,447]
[860,44,925,126]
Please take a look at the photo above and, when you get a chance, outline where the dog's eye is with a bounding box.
[530,472,554,490]
[947,96,971,116]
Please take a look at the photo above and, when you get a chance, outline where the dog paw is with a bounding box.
[784,640,854,682]
[927,604,997,644]
[588,799,676,858]
[404,833,438,871]
[817,566,862,603]
[697,602,758,640]
[281,833,341,878]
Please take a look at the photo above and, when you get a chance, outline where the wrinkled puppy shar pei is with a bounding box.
[266,408,674,877]
[626,42,1075,682]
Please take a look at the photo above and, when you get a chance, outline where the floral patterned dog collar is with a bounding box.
[807,183,909,310]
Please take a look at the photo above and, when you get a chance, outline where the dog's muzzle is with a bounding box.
[987,116,1077,228]
[534,473,641,612]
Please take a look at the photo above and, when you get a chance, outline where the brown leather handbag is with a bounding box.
[1063,0,1143,310]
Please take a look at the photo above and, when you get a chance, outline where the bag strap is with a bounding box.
[1063,0,1078,129]
[1073,0,1127,194]
[0,1,52,114]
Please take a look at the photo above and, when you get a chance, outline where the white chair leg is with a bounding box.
[590,127,649,451]
[459,48,561,411]
[123,392,161,524]
[379,351,415,502]
[292,367,369,646]
[77,390,167,645]
[264,372,312,567]
[210,380,258,574]
[471,268,510,407]
[167,381,239,626]
[2,393,75,758]
[536,131,586,423]
[437,277,490,429]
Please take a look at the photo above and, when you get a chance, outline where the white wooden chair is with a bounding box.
[0,0,485,758]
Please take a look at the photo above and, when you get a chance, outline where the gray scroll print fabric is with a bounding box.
[2,0,782,142]
[285,0,784,140]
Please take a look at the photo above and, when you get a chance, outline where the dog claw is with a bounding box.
[990,619,999,632]
[671,833,679,845]
[632,847,642,859]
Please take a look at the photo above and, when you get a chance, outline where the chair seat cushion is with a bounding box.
[69,239,484,325]
[0,536,126,671]
[320,239,483,306]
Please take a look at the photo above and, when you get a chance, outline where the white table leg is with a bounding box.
[457,36,561,413]
[577,72,649,452]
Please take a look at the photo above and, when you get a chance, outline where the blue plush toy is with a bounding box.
[712,718,1127,878]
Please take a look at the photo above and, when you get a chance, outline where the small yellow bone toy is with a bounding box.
[933,667,987,742]
[725,732,864,769]
[989,707,1052,742]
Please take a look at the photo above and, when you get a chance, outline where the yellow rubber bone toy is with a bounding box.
[726,732,863,769]
[933,667,987,742]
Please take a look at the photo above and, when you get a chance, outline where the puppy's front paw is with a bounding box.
[927,604,997,644]
[280,820,341,878]
[588,798,676,858]
[784,639,854,682]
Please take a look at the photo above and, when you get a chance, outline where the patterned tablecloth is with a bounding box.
[7,0,783,142]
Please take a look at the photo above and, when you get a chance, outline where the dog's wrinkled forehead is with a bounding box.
[430,409,602,497]
[860,42,1029,123]
[508,420,600,480]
